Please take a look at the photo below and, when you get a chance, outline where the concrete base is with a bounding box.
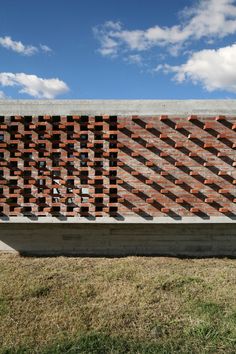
[0,223,236,257]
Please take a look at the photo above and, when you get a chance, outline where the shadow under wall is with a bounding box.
[0,223,236,257]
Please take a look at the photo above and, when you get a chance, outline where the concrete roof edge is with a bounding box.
[1,99,236,116]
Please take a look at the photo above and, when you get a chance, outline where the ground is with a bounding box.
[0,255,236,353]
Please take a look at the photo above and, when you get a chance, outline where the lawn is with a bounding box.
[0,255,236,353]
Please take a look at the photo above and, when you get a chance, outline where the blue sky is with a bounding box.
[1,0,236,99]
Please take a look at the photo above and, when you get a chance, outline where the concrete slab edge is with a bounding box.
[1,100,236,116]
[0,216,236,224]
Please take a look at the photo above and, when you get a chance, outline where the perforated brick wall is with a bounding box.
[0,114,235,218]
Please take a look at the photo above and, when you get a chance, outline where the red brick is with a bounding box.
[0,114,235,218]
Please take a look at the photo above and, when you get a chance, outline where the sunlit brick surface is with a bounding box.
[0,114,235,218]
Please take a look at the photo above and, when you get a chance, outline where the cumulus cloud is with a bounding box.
[0,73,69,98]
[158,43,236,93]
[94,0,236,57]
[0,36,52,55]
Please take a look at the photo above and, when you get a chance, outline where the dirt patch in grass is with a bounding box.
[0,255,236,353]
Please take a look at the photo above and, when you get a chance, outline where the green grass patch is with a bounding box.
[0,297,8,315]
[0,332,199,354]
[195,301,224,317]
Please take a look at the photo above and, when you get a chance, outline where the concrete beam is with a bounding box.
[0,216,236,224]
[1,99,236,116]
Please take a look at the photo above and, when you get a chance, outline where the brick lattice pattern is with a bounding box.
[0,114,235,218]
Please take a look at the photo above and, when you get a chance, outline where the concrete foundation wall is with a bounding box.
[0,223,235,257]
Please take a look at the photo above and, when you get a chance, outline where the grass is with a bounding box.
[0,255,236,353]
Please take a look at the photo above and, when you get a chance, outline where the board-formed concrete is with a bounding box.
[0,223,235,256]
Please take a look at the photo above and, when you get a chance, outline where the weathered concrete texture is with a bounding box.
[0,223,235,256]
[1,99,236,116]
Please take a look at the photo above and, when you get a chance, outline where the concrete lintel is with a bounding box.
[0,216,236,224]
[1,99,236,116]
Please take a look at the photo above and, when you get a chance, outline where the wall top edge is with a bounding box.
[1,100,236,116]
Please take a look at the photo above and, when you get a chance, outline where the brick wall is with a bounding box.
[0,114,235,218]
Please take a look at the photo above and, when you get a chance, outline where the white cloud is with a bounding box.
[0,90,8,99]
[40,44,53,53]
[94,0,236,57]
[125,54,143,65]
[93,22,121,57]
[0,36,52,55]
[158,43,236,93]
[0,73,69,98]
[0,36,38,55]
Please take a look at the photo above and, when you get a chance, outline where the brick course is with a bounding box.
[0,114,235,218]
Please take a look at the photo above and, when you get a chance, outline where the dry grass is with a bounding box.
[0,255,236,353]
